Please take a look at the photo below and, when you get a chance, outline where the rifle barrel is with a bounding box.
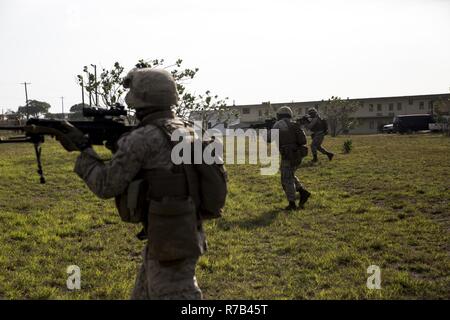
[0,126,25,131]
[0,137,31,143]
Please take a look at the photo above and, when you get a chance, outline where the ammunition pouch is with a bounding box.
[147,196,203,261]
[146,170,191,200]
[115,179,149,223]
[114,168,195,223]
[115,168,203,260]
[280,144,308,167]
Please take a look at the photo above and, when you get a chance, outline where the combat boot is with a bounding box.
[284,201,297,211]
[298,189,311,209]
[312,155,318,163]
[327,152,334,161]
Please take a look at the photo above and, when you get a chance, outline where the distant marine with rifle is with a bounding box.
[271,106,311,211]
[299,107,334,163]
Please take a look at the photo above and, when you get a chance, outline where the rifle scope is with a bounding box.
[82,105,127,118]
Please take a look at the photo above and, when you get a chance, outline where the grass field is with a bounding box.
[0,134,449,299]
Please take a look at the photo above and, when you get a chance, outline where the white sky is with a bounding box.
[0,0,449,113]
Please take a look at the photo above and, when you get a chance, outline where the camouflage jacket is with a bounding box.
[306,115,325,134]
[74,111,207,255]
[74,116,175,199]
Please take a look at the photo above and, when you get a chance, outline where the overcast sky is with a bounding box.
[1,0,449,113]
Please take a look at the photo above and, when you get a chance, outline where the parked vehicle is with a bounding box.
[382,124,394,133]
[429,116,449,132]
[393,114,435,133]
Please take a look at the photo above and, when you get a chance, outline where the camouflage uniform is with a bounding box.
[131,254,202,300]
[280,159,303,202]
[74,111,205,300]
[306,114,334,161]
[272,115,309,208]
[310,130,328,155]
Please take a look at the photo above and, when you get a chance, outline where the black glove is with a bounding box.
[56,120,91,152]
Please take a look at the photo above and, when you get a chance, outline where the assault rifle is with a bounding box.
[297,115,311,125]
[249,118,276,130]
[0,105,133,183]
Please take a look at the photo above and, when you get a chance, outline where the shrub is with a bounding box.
[342,139,353,154]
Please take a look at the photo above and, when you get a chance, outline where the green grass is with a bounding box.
[0,134,449,299]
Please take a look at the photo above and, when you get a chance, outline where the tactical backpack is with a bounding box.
[155,119,228,221]
[279,121,308,166]
[115,114,227,224]
[311,116,328,134]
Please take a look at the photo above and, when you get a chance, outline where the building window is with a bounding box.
[419,102,424,110]
[389,103,394,111]
[409,98,413,105]
[258,110,262,117]
[242,108,250,114]
[397,102,402,110]
[377,104,382,111]
[369,120,374,129]
[369,104,374,112]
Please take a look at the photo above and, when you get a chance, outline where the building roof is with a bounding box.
[231,93,450,108]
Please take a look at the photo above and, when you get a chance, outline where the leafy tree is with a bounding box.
[189,90,238,129]
[17,100,51,118]
[320,96,360,136]
[70,103,90,113]
[77,62,125,108]
[77,59,234,125]
[4,109,20,121]
[433,96,450,136]
[68,103,90,120]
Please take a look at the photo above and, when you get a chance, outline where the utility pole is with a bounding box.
[60,96,65,119]
[20,82,31,119]
[91,64,98,106]
[81,79,85,106]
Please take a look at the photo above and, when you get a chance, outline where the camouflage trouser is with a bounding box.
[280,160,303,202]
[131,246,202,300]
[311,132,330,156]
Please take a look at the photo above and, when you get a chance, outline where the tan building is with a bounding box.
[229,93,450,134]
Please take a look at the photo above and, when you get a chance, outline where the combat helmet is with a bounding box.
[276,106,293,118]
[307,107,318,116]
[123,68,178,109]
